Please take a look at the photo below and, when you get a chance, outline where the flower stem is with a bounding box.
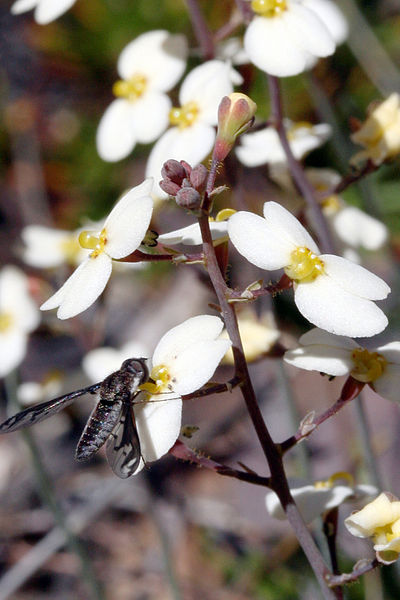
[267,75,336,255]
[185,0,215,59]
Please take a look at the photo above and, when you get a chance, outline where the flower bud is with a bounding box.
[176,187,201,211]
[159,178,181,196]
[161,159,188,185]
[214,93,257,162]
[189,164,208,193]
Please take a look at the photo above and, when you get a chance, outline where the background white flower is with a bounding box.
[158,210,234,247]
[236,120,331,167]
[0,266,40,377]
[40,180,153,320]
[11,0,76,24]
[146,60,238,199]
[220,309,280,364]
[97,30,188,162]
[83,340,149,383]
[244,0,346,77]
[266,473,377,524]
[284,327,400,403]
[134,315,231,466]
[22,225,91,268]
[228,201,390,337]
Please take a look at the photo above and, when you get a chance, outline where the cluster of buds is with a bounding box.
[159,160,208,211]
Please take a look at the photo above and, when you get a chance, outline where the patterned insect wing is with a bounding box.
[0,383,102,433]
[106,402,143,478]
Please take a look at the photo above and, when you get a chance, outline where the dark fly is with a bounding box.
[0,358,149,478]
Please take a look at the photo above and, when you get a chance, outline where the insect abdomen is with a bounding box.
[75,400,123,461]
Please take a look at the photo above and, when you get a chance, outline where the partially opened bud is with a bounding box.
[214,93,257,162]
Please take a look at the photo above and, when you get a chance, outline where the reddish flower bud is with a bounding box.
[159,178,181,196]
[161,160,188,185]
[189,164,208,193]
[176,187,201,210]
[214,93,257,162]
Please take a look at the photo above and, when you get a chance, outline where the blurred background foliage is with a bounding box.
[1,0,400,599]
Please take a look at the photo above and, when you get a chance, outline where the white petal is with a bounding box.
[283,2,335,58]
[11,0,38,15]
[104,181,153,259]
[263,202,320,253]
[0,331,28,377]
[146,125,215,198]
[298,327,358,350]
[244,16,309,77]
[344,493,400,538]
[158,220,229,246]
[376,341,400,364]
[290,124,332,159]
[266,485,355,523]
[40,254,112,319]
[134,393,182,462]
[35,0,76,24]
[229,210,294,270]
[236,127,286,167]
[331,207,388,250]
[373,364,400,403]
[303,0,348,44]
[153,315,225,367]
[179,60,234,125]
[0,266,40,332]
[322,254,390,300]
[96,99,137,162]
[170,339,231,395]
[294,275,388,337]
[118,31,187,92]
[284,342,354,377]
[82,347,126,382]
[130,92,171,144]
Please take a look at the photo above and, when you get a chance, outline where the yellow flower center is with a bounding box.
[139,364,172,396]
[321,194,341,215]
[112,74,147,102]
[0,312,13,333]
[169,101,199,129]
[287,121,313,141]
[350,348,387,383]
[60,235,82,264]
[284,247,325,283]
[251,0,287,17]
[78,228,108,259]
[213,208,237,222]
[314,471,354,489]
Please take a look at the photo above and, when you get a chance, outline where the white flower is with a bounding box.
[345,492,400,564]
[158,209,234,246]
[244,0,347,77]
[146,60,237,199]
[17,374,63,406]
[11,0,76,24]
[236,120,331,167]
[0,266,40,377]
[216,37,249,68]
[220,309,280,364]
[22,225,91,268]
[133,315,231,466]
[305,169,388,254]
[40,180,153,320]
[96,31,188,162]
[351,93,400,166]
[82,340,149,383]
[228,202,390,337]
[266,472,377,524]
[284,328,400,403]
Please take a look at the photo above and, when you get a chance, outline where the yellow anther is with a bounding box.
[78,228,107,259]
[139,364,171,396]
[60,235,82,264]
[321,195,341,214]
[351,348,387,383]
[0,312,13,333]
[215,208,236,222]
[112,74,147,102]
[285,247,325,283]
[169,101,199,129]
[313,471,354,490]
[251,0,287,17]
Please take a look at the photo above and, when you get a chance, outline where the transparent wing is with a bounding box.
[0,383,102,433]
[106,402,143,479]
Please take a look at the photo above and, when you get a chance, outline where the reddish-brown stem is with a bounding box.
[169,441,270,487]
[267,75,337,255]
[323,160,378,197]
[185,0,215,59]
[181,376,241,401]
[118,249,204,264]
[198,210,337,600]
[326,559,380,587]
[280,378,365,453]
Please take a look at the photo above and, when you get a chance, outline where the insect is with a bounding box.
[0,358,150,479]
